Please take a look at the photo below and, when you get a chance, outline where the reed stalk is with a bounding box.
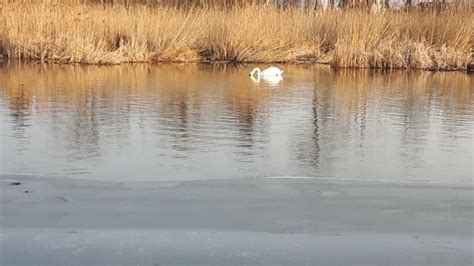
[1,1,472,70]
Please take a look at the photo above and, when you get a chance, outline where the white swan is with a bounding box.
[249,67,284,77]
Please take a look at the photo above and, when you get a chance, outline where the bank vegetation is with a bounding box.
[0,0,472,70]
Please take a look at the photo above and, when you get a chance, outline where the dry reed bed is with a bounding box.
[1,2,473,70]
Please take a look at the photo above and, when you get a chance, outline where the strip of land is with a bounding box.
[0,174,473,265]
[1,2,472,70]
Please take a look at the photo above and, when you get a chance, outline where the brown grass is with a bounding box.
[1,1,473,70]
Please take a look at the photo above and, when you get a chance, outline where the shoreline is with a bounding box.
[1,173,473,188]
[1,59,471,73]
[2,173,472,231]
[1,174,473,265]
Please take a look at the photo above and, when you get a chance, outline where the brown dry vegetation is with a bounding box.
[0,1,473,70]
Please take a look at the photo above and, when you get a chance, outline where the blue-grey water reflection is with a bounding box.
[0,63,472,183]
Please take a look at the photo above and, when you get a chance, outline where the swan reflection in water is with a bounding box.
[250,74,283,87]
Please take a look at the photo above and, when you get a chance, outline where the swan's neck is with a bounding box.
[251,68,261,76]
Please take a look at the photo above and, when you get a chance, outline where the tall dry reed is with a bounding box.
[1,2,472,70]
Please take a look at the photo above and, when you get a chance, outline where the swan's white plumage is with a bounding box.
[249,67,283,77]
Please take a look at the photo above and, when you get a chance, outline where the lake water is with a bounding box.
[0,62,472,183]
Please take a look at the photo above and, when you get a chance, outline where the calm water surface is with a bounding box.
[0,63,473,183]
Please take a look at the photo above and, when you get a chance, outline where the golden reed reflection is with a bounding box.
[0,63,285,137]
[0,62,291,160]
[1,62,471,143]
[1,62,285,108]
[1,61,472,181]
[296,68,473,170]
[2,62,471,125]
[309,67,472,136]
